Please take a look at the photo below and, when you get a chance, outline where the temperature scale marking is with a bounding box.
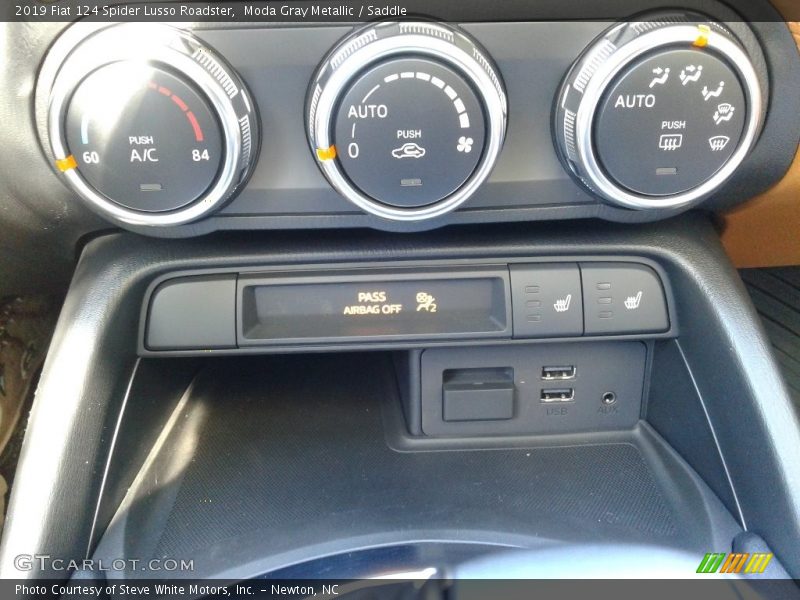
[81,82,206,145]
[362,84,381,103]
[149,81,205,141]
[379,71,472,129]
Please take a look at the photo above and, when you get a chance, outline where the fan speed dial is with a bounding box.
[307,21,507,221]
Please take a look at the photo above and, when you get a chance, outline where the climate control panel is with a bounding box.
[45,24,258,226]
[35,8,788,235]
[554,15,765,209]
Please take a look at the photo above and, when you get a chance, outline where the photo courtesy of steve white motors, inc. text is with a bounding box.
[15,583,342,598]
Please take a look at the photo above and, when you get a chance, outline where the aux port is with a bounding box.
[601,392,617,405]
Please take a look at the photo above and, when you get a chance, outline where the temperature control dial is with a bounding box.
[307,22,506,221]
[555,15,766,210]
[46,24,258,226]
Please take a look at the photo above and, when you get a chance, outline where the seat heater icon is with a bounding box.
[624,291,643,310]
[554,294,572,313]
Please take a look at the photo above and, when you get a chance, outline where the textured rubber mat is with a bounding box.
[95,354,739,578]
[741,267,800,405]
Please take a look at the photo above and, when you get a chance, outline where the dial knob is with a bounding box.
[46,24,258,227]
[555,14,766,210]
[307,21,507,221]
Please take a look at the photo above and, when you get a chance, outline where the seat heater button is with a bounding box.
[580,263,669,334]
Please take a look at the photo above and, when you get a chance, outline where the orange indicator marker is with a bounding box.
[693,24,711,48]
[55,155,78,172]
[316,145,337,161]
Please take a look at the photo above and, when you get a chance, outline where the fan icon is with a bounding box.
[456,136,474,153]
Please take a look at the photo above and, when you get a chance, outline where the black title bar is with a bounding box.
[3,0,797,23]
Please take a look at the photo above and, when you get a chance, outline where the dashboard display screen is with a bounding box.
[239,270,510,344]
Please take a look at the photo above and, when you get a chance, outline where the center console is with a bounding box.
[2,216,799,581]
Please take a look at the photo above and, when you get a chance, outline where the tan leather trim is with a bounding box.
[720,16,800,268]
[722,146,800,267]
[789,20,800,46]
[771,0,800,25]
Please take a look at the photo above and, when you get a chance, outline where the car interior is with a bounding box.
[0,0,798,594]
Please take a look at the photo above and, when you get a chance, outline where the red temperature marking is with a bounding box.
[149,81,204,142]
[171,94,189,112]
[186,111,204,142]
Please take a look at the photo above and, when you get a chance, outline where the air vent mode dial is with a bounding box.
[555,15,766,210]
[46,24,259,227]
[307,22,507,221]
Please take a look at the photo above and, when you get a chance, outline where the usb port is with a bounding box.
[541,365,577,381]
[540,388,575,403]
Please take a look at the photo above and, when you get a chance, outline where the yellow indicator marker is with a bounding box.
[693,24,711,48]
[316,145,337,161]
[55,155,78,172]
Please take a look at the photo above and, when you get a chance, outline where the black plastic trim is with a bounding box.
[2,215,799,579]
